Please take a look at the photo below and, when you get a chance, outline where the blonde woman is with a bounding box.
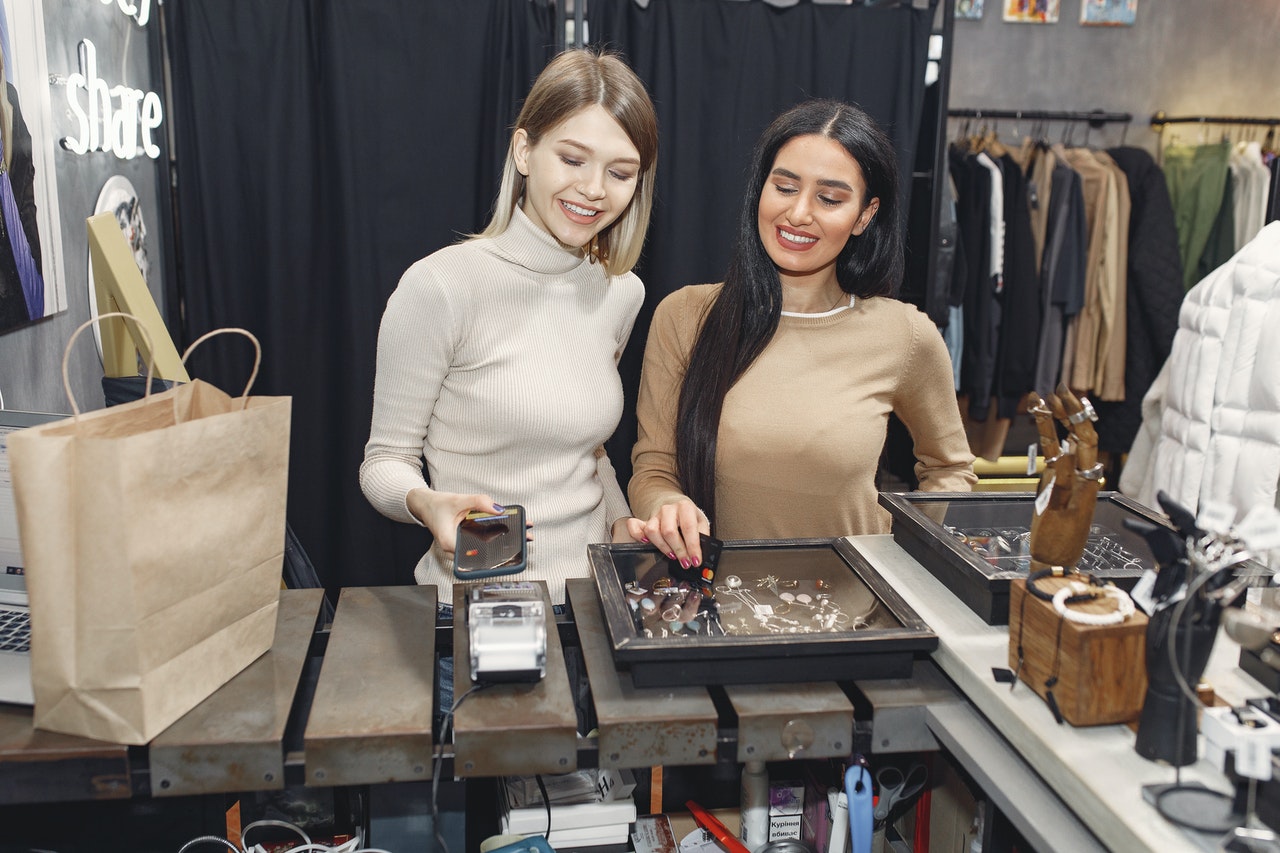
[360,48,658,610]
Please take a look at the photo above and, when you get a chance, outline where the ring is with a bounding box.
[1028,401,1053,417]
[1068,397,1098,423]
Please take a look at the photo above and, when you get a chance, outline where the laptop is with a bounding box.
[0,409,65,705]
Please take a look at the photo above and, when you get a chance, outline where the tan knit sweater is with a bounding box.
[630,284,976,539]
[360,208,642,604]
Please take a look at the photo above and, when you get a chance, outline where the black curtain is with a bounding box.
[165,0,556,595]
[163,0,933,595]
[586,0,936,485]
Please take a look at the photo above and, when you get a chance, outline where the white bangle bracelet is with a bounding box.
[1052,580,1135,626]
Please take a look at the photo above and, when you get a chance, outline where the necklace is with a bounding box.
[781,289,850,316]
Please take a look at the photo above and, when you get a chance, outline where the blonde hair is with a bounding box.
[475,48,658,276]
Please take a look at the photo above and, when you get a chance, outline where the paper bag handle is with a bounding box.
[63,312,157,418]
[181,328,262,411]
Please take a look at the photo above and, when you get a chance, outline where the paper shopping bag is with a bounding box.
[7,323,290,744]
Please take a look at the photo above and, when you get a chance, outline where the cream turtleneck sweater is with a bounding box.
[360,208,643,604]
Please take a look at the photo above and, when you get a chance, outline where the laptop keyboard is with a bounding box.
[0,607,30,653]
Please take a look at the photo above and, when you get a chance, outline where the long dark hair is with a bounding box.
[675,99,903,524]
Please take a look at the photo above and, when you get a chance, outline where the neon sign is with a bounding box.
[101,0,151,28]
[60,39,163,161]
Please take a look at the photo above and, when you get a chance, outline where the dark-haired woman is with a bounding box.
[629,99,975,568]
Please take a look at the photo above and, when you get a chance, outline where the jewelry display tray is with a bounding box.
[586,538,937,688]
[878,491,1165,626]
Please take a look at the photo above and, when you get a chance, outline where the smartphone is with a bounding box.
[453,505,527,579]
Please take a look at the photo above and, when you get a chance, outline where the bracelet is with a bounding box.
[1026,567,1091,603]
[1053,581,1135,626]
[1025,568,1059,601]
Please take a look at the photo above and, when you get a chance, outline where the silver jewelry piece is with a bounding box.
[1078,462,1106,481]
[1068,396,1098,423]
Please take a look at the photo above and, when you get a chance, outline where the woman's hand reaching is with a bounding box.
[612,516,650,543]
[639,498,710,567]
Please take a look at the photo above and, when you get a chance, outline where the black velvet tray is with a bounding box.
[586,538,937,688]
[877,490,1165,625]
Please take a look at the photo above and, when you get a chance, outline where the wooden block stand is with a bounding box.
[1007,577,1148,726]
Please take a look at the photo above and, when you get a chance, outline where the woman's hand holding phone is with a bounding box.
[406,487,505,560]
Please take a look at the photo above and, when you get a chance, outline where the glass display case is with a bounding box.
[586,538,937,687]
[877,491,1164,625]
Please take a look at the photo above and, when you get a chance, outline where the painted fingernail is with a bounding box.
[641,536,650,543]
[492,504,505,512]
[680,558,690,569]
[668,552,677,560]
